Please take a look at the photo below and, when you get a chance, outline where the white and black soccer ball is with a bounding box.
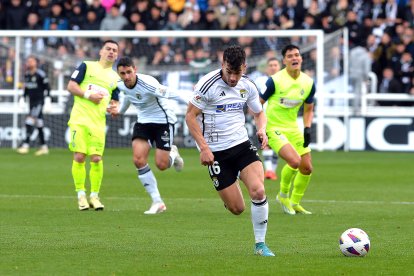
[339,228,370,257]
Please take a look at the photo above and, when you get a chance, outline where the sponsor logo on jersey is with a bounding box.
[279,98,302,108]
[239,89,247,98]
[219,91,226,97]
[216,102,244,112]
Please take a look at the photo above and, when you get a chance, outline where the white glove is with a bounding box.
[43,96,52,113]
[18,97,26,110]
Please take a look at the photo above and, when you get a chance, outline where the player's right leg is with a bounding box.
[17,116,36,154]
[132,135,166,214]
[69,125,89,210]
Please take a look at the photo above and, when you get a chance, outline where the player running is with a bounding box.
[260,44,316,215]
[108,56,184,214]
[186,45,275,256]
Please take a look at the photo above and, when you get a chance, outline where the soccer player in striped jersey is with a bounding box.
[186,45,275,256]
[108,56,184,215]
[260,44,316,215]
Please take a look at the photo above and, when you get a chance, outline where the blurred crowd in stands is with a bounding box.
[0,0,413,102]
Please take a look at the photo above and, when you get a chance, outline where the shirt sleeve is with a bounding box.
[305,83,316,104]
[259,77,275,101]
[111,87,120,101]
[70,62,87,84]
[246,83,263,114]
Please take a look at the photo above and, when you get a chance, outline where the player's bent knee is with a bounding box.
[227,205,245,215]
[155,160,169,171]
[249,186,265,201]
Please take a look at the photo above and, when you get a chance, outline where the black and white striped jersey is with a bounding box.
[190,69,263,152]
[117,73,177,124]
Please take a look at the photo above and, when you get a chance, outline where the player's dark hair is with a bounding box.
[223,45,246,71]
[117,56,135,69]
[281,44,300,57]
[102,39,119,48]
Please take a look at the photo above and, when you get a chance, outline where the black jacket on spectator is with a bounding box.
[5,1,27,29]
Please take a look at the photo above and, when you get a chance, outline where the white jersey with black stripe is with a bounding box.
[117,73,177,124]
[190,69,263,152]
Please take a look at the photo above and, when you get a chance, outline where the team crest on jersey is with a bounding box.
[212,177,219,188]
[161,131,170,142]
[31,76,36,82]
[300,89,304,95]
[239,89,247,98]
[135,93,142,100]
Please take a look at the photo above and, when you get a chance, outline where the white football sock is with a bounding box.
[251,197,268,244]
[262,149,274,171]
[137,164,162,203]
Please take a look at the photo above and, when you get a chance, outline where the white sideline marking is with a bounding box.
[0,194,413,205]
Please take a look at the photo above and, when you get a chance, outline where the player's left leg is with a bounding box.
[17,116,36,154]
[240,161,275,257]
[88,129,106,210]
[34,117,49,156]
[290,152,313,214]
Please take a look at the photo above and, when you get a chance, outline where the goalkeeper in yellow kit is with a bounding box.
[67,40,120,211]
[259,44,315,215]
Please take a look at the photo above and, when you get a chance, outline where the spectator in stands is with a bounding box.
[396,51,414,94]
[100,4,128,30]
[82,9,101,30]
[26,12,42,30]
[279,11,295,30]
[224,11,240,30]
[177,2,194,29]
[329,0,348,28]
[24,12,46,55]
[0,1,6,29]
[284,0,305,29]
[68,4,85,30]
[400,26,414,57]
[245,8,265,30]
[373,32,395,77]
[146,5,166,30]
[131,0,150,27]
[238,0,252,28]
[32,0,51,26]
[5,0,27,29]
[346,10,364,48]
[88,0,106,22]
[378,67,403,106]
[185,8,206,30]
[163,11,182,30]
[403,1,414,27]
[302,13,317,30]
[43,3,69,30]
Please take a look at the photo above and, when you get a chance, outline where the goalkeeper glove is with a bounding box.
[303,127,311,147]
[43,96,52,113]
[18,97,26,110]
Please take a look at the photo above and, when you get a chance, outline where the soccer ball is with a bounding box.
[339,228,370,257]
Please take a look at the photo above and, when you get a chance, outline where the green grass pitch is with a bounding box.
[0,148,413,275]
